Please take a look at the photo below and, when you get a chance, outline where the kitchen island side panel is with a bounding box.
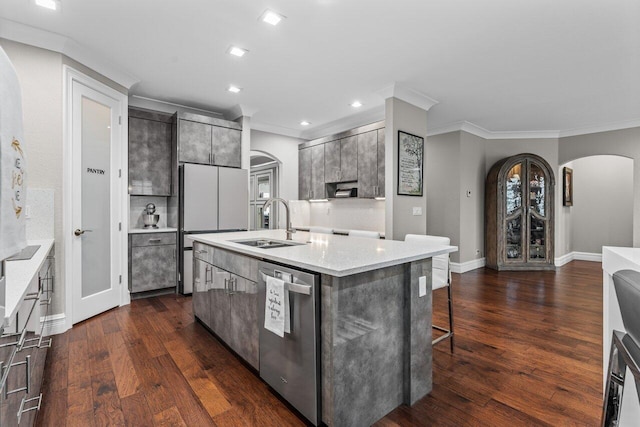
[321,262,430,426]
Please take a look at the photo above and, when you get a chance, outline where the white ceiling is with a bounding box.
[1,0,639,139]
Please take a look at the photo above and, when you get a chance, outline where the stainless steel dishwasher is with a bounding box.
[258,261,320,426]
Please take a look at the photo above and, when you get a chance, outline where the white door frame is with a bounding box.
[63,66,129,331]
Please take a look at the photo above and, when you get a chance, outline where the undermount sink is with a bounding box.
[231,238,306,249]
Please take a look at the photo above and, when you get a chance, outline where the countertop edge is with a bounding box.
[128,228,178,234]
[4,239,55,324]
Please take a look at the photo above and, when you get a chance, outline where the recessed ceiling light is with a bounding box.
[300,121,311,126]
[35,0,60,10]
[260,9,285,26]
[228,46,247,57]
[228,86,242,93]
[351,101,363,108]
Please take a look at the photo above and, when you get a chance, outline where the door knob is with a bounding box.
[74,229,92,236]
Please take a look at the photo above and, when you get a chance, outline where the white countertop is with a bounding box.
[4,239,54,324]
[129,227,177,234]
[189,229,457,277]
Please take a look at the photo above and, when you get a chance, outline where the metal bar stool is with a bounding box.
[405,234,454,352]
[602,269,640,426]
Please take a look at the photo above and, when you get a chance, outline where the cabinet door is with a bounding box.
[299,148,312,200]
[377,129,385,198]
[212,126,241,168]
[324,140,341,183]
[131,245,176,292]
[229,275,259,369]
[178,120,212,164]
[129,117,172,195]
[193,258,212,327]
[340,135,358,182]
[311,144,326,199]
[357,130,378,198]
[209,267,231,343]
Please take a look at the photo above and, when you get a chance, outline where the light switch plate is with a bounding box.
[419,276,427,297]
[412,207,422,216]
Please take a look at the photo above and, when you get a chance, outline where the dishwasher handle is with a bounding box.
[260,272,311,295]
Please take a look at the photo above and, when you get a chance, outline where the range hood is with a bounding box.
[335,188,357,198]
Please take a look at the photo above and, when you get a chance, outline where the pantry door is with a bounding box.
[66,67,127,325]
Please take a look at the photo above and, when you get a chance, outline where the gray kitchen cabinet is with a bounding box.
[178,119,212,165]
[129,232,177,293]
[190,243,259,369]
[357,129,385,198]
[177,113,242,167]
[311,144,326,199]
[212,126,241,167]
[298,147,312,200]
[128,108,173,196]
[325,136,357,183]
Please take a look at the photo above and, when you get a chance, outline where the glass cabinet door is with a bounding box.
[505,163,523,260]
[528,162,547,261]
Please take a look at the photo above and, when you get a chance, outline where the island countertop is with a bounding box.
[188,229,457,277]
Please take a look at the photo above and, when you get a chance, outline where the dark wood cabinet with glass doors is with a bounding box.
[485,153,555,271]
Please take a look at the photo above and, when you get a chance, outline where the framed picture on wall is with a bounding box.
[397,131,424,196]
[563,167,573,206]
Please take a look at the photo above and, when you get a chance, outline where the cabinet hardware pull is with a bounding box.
[205,266,212,284]
[148,238,162,243]
[195,249,208,254]
[18,393,42,424]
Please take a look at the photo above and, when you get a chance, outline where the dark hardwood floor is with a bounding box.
[36,260,603,426]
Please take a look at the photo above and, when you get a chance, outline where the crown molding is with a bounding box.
[250,121,305,139]
[0,18,139,89]
[376,82,439,112]
[558,118,640,138]
[300,105,385,140]
[227,103,259,121]
[428,120,560,139]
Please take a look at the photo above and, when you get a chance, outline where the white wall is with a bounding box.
[568,156,633,254]
[385,98,428,240]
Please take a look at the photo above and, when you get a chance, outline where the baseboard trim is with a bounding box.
[41,313,69,336]
[555,251,602,266]
[451,257,486,274]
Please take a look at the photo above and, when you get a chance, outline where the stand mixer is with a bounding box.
[143,203,160,228]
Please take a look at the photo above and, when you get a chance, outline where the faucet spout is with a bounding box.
[263,198,296,240]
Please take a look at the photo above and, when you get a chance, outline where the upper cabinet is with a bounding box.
[357,129,385,198]
[128,108,174,196]
[298,121,384,200]
[325,135,357,183]
[485,153,555,271]
[177,113,241,168]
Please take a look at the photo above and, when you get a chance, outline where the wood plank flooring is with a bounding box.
[37,260,603,426]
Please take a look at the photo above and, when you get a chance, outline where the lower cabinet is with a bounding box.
[1,246,54,426]
[192,244,258,369]
[129,233,177,293]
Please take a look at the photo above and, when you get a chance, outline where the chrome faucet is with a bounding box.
[263,198,296,240]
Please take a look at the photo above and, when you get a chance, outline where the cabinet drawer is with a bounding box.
[131,232,176,247]
[131,245,177,292]
[193,242,214,264]
[211,248,258,282]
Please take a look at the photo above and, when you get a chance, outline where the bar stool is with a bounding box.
[404,234,454,352]
[602,269,640,426]
[348,230,381,239]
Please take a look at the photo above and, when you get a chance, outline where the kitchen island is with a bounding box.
[189,229,457,427]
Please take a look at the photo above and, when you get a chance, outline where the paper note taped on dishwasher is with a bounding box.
[264,276,291,337]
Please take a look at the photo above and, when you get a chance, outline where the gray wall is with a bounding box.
[385,98,428,240]
[567,156,633,253]
[459,132,486,262]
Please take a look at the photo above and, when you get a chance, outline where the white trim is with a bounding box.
[558,119,640,138]
[554,251,602,266]
[376,82,439,111]
[251,121,305,139]
[0,18,139,89]
[41,313,68,336]
[450,257,486,273]
[63,65,129,331]
[299,105,385,140]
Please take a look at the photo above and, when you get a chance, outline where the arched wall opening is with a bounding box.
[249,150,282,230]
[557,155,633,262]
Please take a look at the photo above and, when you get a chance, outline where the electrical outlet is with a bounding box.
[412,207,422,216]
[466,190,472,198]
[25,205,31,219]
[419,276,427,297]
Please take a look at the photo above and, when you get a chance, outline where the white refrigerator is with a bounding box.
[179,163,248,294]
